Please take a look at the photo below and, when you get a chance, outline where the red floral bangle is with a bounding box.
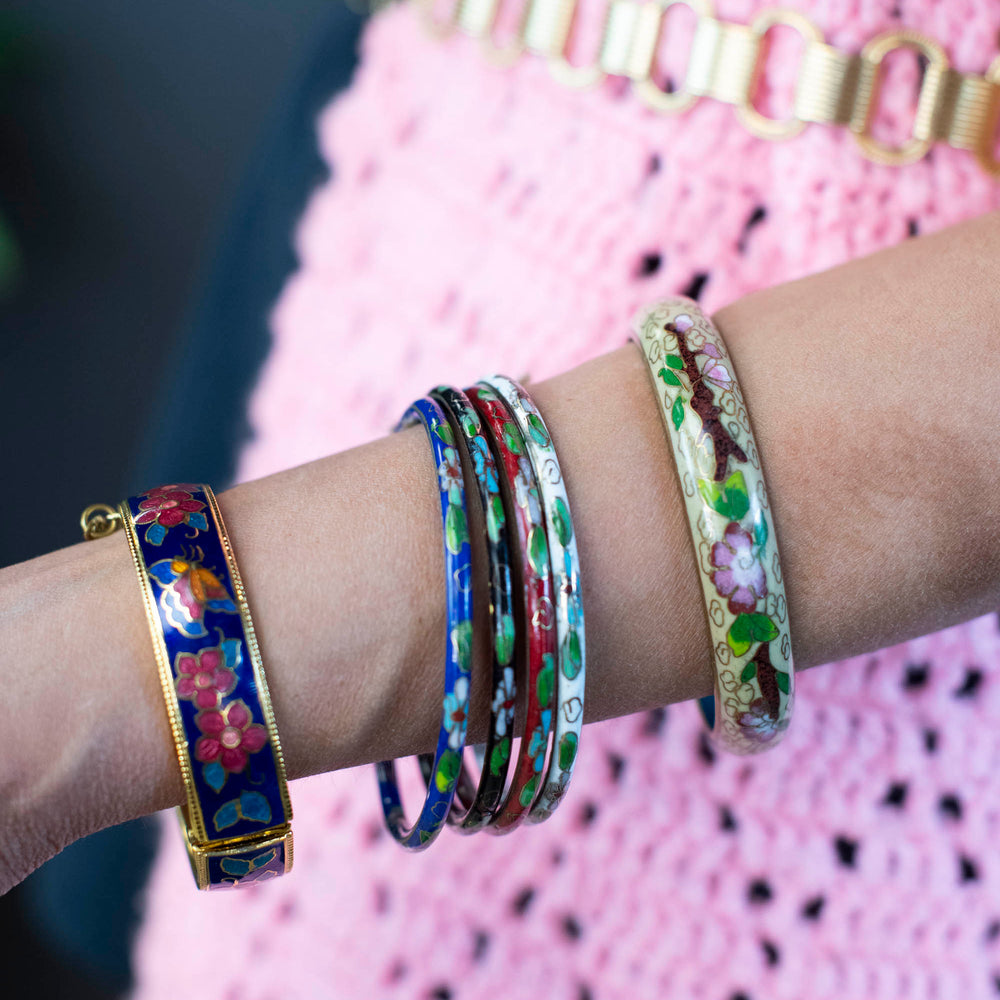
[468,384,557,831]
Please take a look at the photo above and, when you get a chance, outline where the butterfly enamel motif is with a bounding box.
[148,548,238,637]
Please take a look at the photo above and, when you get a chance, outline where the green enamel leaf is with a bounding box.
[552,495,573,547]
[739,662,757,684]
[671,394,686,431]
[489,737,511,776]
[562,629,582,679]
[452,620,473,672]
[722,470,751,520]
[527,413,550,448]
[727,614,754,657]
[657,368,681,387]
[537,658,555,708]
[519,775,539,809]
[433,421,455,446]
[749,614,779,642]
[528,525,549,576]
[753,515,769,553]
[503,424,524,456]
[461,414,477,439]
[445,502,469,555]
[435,749,461,793]
[558,732,579,771]
[727,613,779,657]
[486,493,505,545]
[495,613,515,666]
[775,670,791,695]
[664,354,684,370]
[696,470,750,521]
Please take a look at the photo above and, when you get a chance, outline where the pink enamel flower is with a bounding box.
[135,488,205,528]
[737,697,780,744]
[175,647,236,709]
[710,522,767,614]
[195,701,268,774]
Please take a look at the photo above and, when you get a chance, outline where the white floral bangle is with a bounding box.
[634,298,794,755]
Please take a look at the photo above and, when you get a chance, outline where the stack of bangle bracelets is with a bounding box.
[81,298,794,879]
[375,375,586,848]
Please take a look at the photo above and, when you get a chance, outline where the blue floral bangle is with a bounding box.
[117,484,293,890]
[376,396,475,849]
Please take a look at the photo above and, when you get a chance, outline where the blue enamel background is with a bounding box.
[126,487,289,845]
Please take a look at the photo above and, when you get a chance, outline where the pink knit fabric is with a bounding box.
[132,2,1000,997]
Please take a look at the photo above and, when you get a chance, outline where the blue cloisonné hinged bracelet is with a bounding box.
[83,484,294,889]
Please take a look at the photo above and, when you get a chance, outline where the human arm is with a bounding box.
[2,209,998,894]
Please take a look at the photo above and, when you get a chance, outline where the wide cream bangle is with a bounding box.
[633,298,794,755]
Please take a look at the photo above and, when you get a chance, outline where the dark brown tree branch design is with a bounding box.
[668,321,748,482]
[751,641,782,722]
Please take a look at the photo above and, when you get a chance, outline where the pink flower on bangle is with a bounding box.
[135,488,205,527]
[175,646,236,709]
[736,697,781,744]
[710,522,767,615]
[134,485,209,544]
[195,700,268,774]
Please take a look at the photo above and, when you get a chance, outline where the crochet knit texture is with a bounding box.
[133,2,1000,997]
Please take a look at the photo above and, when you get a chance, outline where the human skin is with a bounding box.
[1,210,998,895]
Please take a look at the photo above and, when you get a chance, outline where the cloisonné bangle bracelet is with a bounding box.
[481,376,585,823]
[376,396,474,849]
[426,385,516,831]
[468,383,558,831]
[633,298,794,755]
[117,484,293,889]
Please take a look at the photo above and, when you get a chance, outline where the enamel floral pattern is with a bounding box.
[635,299,794,754]
[121,484,292,889]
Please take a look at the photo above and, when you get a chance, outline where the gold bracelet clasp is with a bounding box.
[80,503,122,541]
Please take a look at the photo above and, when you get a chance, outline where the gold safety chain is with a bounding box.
[80,503,122,541]
[412,0,1000,176]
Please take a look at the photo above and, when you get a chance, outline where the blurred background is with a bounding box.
[0,2,363,995]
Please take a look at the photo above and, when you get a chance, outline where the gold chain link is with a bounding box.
[415,0,1000,177]
[80,503,122,541]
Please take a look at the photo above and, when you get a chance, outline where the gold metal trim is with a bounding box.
[180,821,294,890]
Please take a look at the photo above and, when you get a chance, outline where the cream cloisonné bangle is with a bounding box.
[633,298,794,755]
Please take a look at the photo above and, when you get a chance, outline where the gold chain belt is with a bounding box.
[412,0,1000,177]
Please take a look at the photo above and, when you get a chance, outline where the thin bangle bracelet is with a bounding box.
[468,383,558,831]
[633,297,794,754]
[376,395,475,849]
[427,384,517,831]
[481,376,585,823]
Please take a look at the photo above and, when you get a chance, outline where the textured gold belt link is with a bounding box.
[414,0,1000,176]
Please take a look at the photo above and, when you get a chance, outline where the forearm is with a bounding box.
[2,210,999,892]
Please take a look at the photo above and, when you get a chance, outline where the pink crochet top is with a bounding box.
[133,2,1000,997]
